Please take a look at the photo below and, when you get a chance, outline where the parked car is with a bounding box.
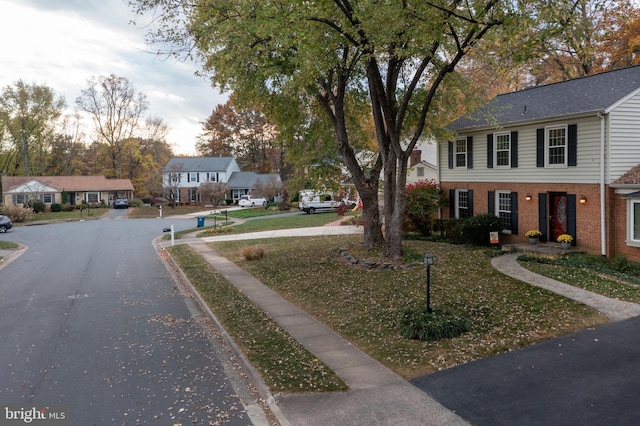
[238,195,267,207]
[0,215,13,233]
[114,197,129,209]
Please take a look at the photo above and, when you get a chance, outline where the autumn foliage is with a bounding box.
[404,180,447,237]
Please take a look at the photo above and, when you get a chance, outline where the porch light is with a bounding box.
[579,196,587,204]
[525,194,532,201]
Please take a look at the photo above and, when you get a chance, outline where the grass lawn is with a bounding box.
[27,207,110,222]
[518,253,640,304]
[169,232,608,390]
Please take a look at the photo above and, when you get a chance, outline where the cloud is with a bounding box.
[0,0,227,154]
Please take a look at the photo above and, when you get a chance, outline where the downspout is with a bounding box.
[598,112,607,256]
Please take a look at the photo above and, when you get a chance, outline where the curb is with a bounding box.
[153,237,290,426]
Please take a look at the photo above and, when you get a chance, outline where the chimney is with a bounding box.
[409,150,422,167]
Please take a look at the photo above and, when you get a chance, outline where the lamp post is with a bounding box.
[423,253,434,313]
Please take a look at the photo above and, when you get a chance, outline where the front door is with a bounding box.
[550,193,567,242]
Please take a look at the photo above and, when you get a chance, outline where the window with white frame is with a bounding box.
[86,192,100,204]
[495,132,511,168]
[417,166,424,177]
[455,138,467,168]
[189,172,199,182]
[169,173,180,183]
[546,125,567,166]
[628,200,640,244]
[41,194,54,204]
[496,190,512,233]
[456,189,470,218]
[208,172,218,182]
[188,188,200,203]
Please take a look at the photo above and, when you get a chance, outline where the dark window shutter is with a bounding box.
[567,194,577,245]
[467,136,473,169]
[448,142,453,169]
[187,174,190,182]
[488,191,495,215]
[511,131,518,168]
[468,189,474,216]
[487,134,494,168]
[449,189,455,218]
[197,173,200,182]
[568,124,577,166]
[536,128,545,167]
[511,192,518,234]
[538,193,547,242]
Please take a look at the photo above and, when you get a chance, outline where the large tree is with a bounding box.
[76,74,149,179]
[0,80,65,176]
[133,0,580,259]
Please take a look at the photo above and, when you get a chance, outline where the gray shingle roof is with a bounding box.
[226,172,281,189]
[163,157,235,172]
[451,65,640,131]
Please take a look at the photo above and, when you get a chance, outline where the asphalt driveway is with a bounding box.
[412,315,640,425]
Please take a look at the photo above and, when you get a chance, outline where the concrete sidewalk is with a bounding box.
[160,228,640,425]
[162,227,468,426]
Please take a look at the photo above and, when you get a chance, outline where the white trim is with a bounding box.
[495,190,513,234]
[545,124,568,168]
[494,131,511,169]
[454,137,467,169]
[605,87,640,113]
[455,188,469,218]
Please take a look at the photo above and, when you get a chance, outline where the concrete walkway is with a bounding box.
[492,254,640,322]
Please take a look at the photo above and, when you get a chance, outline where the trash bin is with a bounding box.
[197,216,205,227]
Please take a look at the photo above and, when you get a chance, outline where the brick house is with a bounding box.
[439,65,640,261]
[1,175,134,207]
[162,157,282,203]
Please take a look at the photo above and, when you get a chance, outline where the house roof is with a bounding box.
[2,175,134,192]
[451,65,640,131]
[614,164,640,185]
[226,172,281,189]
[164,157,236,172]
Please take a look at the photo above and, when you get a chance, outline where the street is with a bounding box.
[0,215,266,425]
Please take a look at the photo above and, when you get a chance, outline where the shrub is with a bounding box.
[610,253,630,272]
[404,180,447,236]
[51,203,63,212]
[460,214,505,246]
[443,218,465,243]
[32,201,46,213]
[129,198,143,208]
[397,306,470,341]
[62,204,76,212]
[1,205,34,222]
[241,245,265,261]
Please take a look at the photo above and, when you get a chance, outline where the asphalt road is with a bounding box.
[0,213,264,425]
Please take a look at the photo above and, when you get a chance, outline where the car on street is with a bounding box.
[0,215,13,233]
[238,195,267,207]
[114,197,129,209]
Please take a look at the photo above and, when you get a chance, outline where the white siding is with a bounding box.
[608,91,640,182]
[439,115,603,184]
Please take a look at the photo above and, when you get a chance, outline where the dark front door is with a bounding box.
[550,193,567,242]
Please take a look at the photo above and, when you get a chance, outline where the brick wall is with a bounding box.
[440,182,603,255]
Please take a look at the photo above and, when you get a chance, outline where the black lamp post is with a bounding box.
[424,253,434,313]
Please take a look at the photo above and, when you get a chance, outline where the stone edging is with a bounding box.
[337,247,422,270]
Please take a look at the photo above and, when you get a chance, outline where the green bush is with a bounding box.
[63,204,76,212]
[461,214,505,246]
[397,306,470,341]
[51,203,63,212]
[32,201,46,213]
[610,253,630,272]
[443,218,465,243]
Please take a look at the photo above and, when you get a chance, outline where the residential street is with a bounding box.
[0,217,268,425]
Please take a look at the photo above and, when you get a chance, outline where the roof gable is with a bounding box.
[451,65,640,131]
[614,163,640,185]
[2,175,134,192]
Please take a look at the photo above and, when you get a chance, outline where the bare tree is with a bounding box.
[199,181,228,207]
[76,75,148,178]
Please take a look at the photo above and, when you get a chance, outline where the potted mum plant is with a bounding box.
[557,234,573,249]
[525,230,542,244]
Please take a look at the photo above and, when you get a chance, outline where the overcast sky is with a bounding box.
[0,0,227,155]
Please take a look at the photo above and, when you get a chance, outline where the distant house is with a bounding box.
[439,65,640,261]
[406,139,439,185]
[162,157,282,203]
[1,175,134,207]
